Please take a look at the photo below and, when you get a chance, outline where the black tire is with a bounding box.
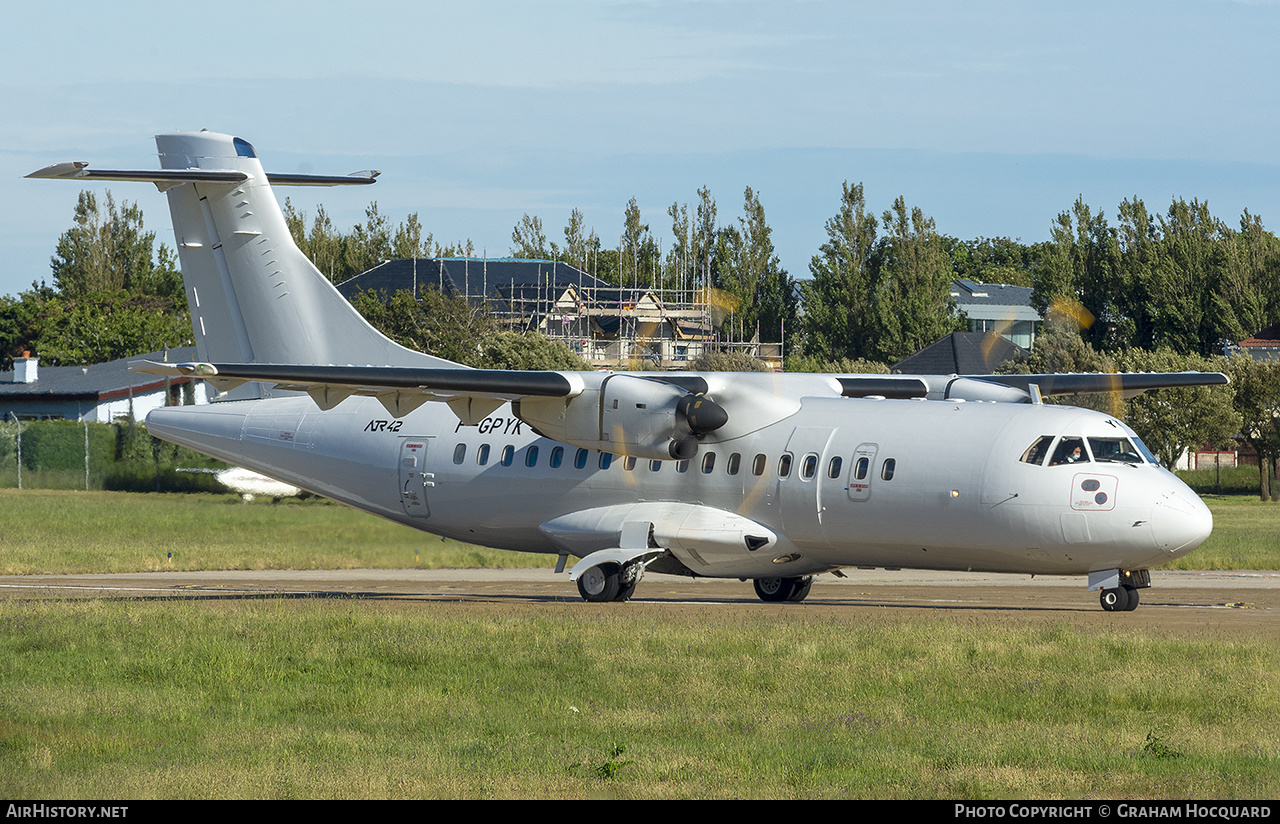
[1123,585,1140,611]
[786,576,814,602]
[577,564,621,602]
[1100,588,1126,612]
[754,577,792,602]
[755,576,812,603]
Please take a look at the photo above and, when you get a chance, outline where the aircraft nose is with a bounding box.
[1151,489,1213,556]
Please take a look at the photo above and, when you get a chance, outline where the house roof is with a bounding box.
[336,258,611,303]
[891,332,1028,375]
[950,279,1040,322]
[0,347,197,401]
[1237,323,1280,348]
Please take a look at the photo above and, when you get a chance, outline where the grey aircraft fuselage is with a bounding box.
[145,387,1210,583]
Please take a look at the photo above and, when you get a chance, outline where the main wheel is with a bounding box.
[786,576,814,602]
[1100,587,1128,612]
[754,576,793,602]
[1122,585,1140,611]
[578,564,621,602]
[754,576,813,603]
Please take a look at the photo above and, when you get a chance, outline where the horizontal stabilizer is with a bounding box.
[26,163,377,188]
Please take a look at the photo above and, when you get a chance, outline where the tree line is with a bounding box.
[8,186,1280,499]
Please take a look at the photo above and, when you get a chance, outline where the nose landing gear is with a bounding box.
[1099,585,1139,612]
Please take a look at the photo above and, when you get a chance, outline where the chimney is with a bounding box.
[14,352,37,384]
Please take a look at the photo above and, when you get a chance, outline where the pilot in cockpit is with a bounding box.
[1049,438,1087,466]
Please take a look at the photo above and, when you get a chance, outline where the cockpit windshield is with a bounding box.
[1088,437,1145,464]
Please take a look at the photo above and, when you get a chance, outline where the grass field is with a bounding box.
[2,598,1276,799]
[0,489,1275,575]
[0,489,1276,799]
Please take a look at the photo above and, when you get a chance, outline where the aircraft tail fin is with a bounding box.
[30,131,460,397]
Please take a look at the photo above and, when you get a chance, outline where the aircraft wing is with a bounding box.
[966,371,1230,399]
[130,360,582,423]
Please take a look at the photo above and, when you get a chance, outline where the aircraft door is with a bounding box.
[846,442,879,502]
[398,437,435,518]
[778,427,836,539]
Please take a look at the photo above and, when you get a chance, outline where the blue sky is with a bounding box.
[3,0,1278,298]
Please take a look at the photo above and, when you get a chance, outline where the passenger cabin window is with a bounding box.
[828,456,843,479]
[501,445,515,467]
[676,460,689,473]
[477,444,490,466]
[525,445,540,467]
[881,458,896,481]
[599,452,613,470]
[1049,437,1088,466]
[727,453,741,476]
[575,448,589,469]
[752,454,767,476]
[1021,436,1055,465]
[778,453,793,478]
[853,457,870,480]
[623,456,637,471]
[702,452,716,474]
[453,443,466,465]
[650,460,662,472]
[550,446,564,468]
[801,454,818,480]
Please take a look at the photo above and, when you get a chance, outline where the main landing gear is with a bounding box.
[753,576,814,603]
[576,562,642,603]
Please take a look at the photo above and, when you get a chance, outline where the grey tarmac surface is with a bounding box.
[0,568,1274,636]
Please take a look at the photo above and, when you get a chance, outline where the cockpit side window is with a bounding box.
[1049,437,1088,466]
[1088,437,1144,464]
[1021,436,1055,465]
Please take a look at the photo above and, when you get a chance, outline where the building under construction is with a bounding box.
[336,258,782,370]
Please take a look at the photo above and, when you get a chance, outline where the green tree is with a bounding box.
[1115,348,1240,469]
[689,350,771,372]
[802,181,880,362]
[619,198,661,288]
[1226,354,1280,501]
[50,190,183,302]
[871,196,965,363]
[511,213,551,260]
[350,288,498,366]
[476,331,589,371]
[1031,197,1120,352]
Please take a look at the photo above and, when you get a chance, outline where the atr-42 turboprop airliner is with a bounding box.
[29,132,1225,610]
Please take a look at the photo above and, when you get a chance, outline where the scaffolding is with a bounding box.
[343,258,782,370]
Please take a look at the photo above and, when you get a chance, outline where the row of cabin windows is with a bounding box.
[451,442,898,481]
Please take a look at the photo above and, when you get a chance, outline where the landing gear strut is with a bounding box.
[753,576,814,603]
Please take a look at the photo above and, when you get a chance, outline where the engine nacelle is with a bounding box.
[515,374,727,460]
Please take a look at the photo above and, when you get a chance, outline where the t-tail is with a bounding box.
[27,131,459,398]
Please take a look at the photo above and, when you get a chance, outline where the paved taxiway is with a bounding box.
[0,568,1274,636]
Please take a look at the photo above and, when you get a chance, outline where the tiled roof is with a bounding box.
[891,332,1028,375]
[0,348,197,399]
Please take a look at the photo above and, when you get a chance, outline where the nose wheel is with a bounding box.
[1099,585,1139,612]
